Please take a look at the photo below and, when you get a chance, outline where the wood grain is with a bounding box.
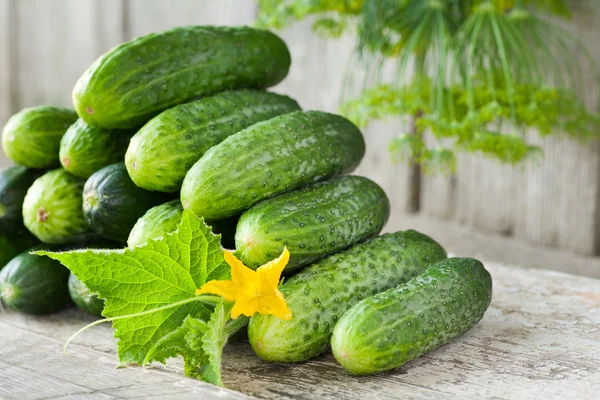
[1,263,598,399]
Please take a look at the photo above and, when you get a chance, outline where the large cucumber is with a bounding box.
[2,106,78,168]
[22,169,94,244]
[0,247,73,315]
[127,200,238,249]
[248,231,447,362]
[0,166,45,232]
[60,119,134,178]
[235,176,389,273]
[126,90,301,192]
[83,163,172,242]
[73,26,291,129]
[331,258,493,375]
[181,111,366,219]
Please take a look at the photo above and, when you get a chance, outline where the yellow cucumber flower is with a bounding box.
[196,248,292,320]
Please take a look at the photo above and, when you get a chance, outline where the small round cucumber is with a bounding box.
[235,176,389,273]
[68,273,104,317]
[60,118,134,178]
[83,163,172,242]
[248,231,447,362]
[22,169,94,244]
[331,258,493,375]
[0,248,72,315]
[2,106,77,168]
[0,166,45,232]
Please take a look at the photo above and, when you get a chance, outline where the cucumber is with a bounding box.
[127,200,238,249]
[2,106,78,168]
[60,119,134,178]
[248,231,447,362]
[235,176,389,273]
[68,273,104,317]
[0,231,39,270]
[331,258,493,375]
[0,247,72,315]
[73,26,291,129]
[22,169,94,244]
[83,163,172,242]
[126,90,301,192]
[0,166,45,232]
[181,111,366,219]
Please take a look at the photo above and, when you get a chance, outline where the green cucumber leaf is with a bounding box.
[36,210,232,383]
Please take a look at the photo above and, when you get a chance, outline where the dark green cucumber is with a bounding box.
[22,169,94,244]
[181,111,366,219]
[83,163,172,242]
[60,119,134,178]
[73,26,291,129]
[2,106,78,168]
[0,248,72,314]
[127,200,238,249]
[0,165,45,231]
[331,258,493,375]
[235,176,389,272]
[248,231,447,362]
[126,90,301,192]
[68,273,104,317]
[0,231,39,270]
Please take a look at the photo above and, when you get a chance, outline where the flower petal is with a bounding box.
[230,295,259,319]
[196,279,237,302]
[224,251,256,285]
[259,289,292,320]
[257,247,290,288]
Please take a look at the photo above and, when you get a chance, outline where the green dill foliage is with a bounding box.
[257,0,600,172]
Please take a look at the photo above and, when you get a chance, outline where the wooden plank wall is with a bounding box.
[0,0,598,255]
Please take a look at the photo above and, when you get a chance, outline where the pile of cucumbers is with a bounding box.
[0,25,492,375]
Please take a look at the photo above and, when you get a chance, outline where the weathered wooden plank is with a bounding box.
[0,0,14,168]
[2,263,598,399]
[125,0,257,39]
[13,0,124,108]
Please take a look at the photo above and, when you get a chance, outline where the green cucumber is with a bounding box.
[235,176,389,273]
[126,90,301,192]
[83,163,172,242]
[68,273,104,317]
[2,106,78,168]
[181,111,365,219]
[73,26,291,129]
[0,247,72,315]
[0,165,45,231]
[331,258,492,375]
[60,119,134,178]
[22,169,94,244]
[248,231,447,362]
[127,200,238,249]
[0,231,39,270]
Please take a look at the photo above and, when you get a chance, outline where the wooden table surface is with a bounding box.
[1,262,599,400]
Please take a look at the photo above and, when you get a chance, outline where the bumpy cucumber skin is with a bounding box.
[126,90,301,192]
[331,257,493,375]
[127,200,238,249]
[0,231,39,270]
[22,169,93,244]
[0,248,72,315]
[68,273,104,317]
[83,163,172,243]
[60,119,134,178]
[0,166,45,231]
[248,231,447,362]
[2,106,78,168]
[73,26,291,129]
[235,176,390,272]
[181,111,366,219]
